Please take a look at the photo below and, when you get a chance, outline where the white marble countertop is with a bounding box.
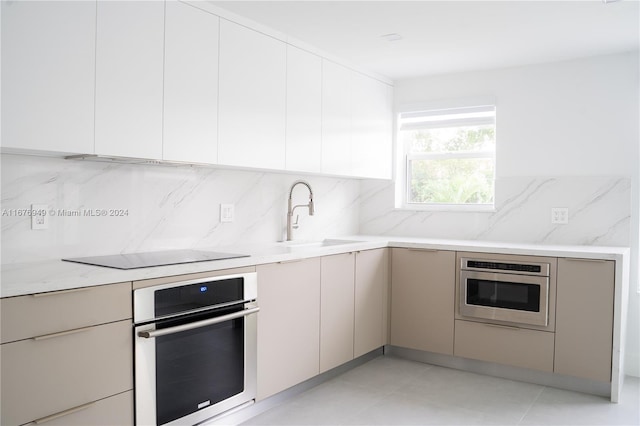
[0,235,629,298]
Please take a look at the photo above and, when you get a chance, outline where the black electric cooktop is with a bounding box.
[62,249,249,270]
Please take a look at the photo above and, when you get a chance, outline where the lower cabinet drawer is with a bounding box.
[454,320,555,372]
[24,391,133,426]
[1,320,133,426]
[1,282,132,344]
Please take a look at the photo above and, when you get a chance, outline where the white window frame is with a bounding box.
[395,99,497,212]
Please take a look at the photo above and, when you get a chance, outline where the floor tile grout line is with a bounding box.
[517,385,546,425]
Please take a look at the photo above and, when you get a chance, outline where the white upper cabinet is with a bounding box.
[1,0,96,154]
[321,60,353,176]
[321,60,393,179]
[163,2,219,164]
[94,1,165,159]
[2,2,392,177]
[218,19,287,170]
[285,46,322,173]
[351,74,393,179]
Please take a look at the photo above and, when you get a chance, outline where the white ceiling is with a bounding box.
[210,0,639,81]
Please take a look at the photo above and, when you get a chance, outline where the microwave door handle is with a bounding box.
[138,306,260,339]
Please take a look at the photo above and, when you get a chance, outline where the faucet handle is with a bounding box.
[293,215,300,229]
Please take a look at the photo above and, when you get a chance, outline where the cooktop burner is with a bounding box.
[62,249,249,270]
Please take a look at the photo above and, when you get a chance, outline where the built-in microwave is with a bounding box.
[459,257,551,327]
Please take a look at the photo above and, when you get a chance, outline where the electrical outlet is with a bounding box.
[551,207,569,224]
[31,204,49,230]
[220,204,234,223]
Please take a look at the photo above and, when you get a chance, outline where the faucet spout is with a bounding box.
[286,180,315,241]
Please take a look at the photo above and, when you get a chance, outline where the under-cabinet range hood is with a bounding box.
[64,154,206,167]
[62,249,249,270]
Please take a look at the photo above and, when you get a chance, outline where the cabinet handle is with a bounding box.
[31,401,95,424]
[32,325,93,341]
[563,258,609,263]
[407,248,439,252]
[32,287,89,298]
[138,306,260,339]
[484,323,521,331]
[278,258,303,264]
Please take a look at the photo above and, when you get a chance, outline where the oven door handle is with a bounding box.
[137,306,260,339]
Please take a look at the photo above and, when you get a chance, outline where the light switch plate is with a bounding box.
[551,207,569,224]
[220,204,234,223]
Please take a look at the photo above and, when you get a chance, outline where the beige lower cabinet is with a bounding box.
[390,248,456,355]
[256,258,321,400]
[1,281,131,344]
[19,391,133,426]
[0,282,133,426]
[354,248,389,357]
[454,320,555,372]
[320,249,389,372]
[320,252,356,372]
[1,320,133,426]
[257,250,388,398]
[555,258,614,382]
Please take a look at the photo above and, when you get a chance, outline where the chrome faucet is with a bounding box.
[286,180,315,241]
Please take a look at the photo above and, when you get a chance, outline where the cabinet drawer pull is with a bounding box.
[32,401,95,424]
[278,259,303,264]
[407,248,439,252]
[484,323,521,331]
[32,325,93,341]
[32,287,89,298]
[563,258,608,263]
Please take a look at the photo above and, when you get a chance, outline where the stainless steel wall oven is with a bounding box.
[459,257,552,327]
[134,273,258,426]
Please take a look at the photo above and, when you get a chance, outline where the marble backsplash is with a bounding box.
[1,154,361,263]
[360,176,631,247]
[2,154,632,264]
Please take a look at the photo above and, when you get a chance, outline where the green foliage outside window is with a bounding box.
[405,125,495,205]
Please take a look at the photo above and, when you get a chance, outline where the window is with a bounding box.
[397,104,496,210]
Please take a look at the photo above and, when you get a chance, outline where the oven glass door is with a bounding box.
[466,279,541,312]
[155,306,245,425]
[459,271,549,327]
[135,273,258,426]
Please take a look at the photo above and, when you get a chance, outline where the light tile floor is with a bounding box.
[242,356,640,426]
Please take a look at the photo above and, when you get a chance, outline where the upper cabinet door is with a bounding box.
[351,74,393,179]
[1,0,96,154]
[218,20,286,170]
[163,2,219,164]
[321,60,352,176]
[285,46,322,173]
[94,1,164,159]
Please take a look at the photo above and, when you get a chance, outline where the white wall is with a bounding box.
[396,53,637,178]
[360,52,639,376]
[1,154,360,263]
